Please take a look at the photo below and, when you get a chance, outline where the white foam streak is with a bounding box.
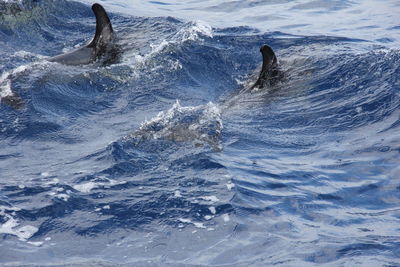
[127,21,212,68]
[73,178,127,193]
[0,206,38,242]
[140,100,221,131]
[132,100,223,150]
[0,62,40,101]
[174,21,213,42]
[179,218,206,229]
[0,65,29,99]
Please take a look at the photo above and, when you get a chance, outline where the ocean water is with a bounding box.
[0,0,399,266]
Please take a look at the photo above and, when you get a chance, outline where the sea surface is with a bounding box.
[0,0,399,266]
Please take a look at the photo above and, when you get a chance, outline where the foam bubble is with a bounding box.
[27,241,43,246]
[56,194,70,201]
[174,190,182,197]
[208,207,216,214]
[222,214,230,222]
[226,182,235,190]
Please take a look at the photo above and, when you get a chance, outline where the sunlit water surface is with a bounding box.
[0,0,399,266]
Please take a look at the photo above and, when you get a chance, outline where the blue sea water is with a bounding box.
[0,0,399,266]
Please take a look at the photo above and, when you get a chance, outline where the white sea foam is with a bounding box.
[0,206,38,241]
[208,206,216,214]
[45,178,59,185]
[226,182,235,190]
[178,218,206,229]
[73,181,97,193]
[0,56,55,104]
[126,21,212,71]
[179,218,191,224]
[150,21,212,55]
[1,0,23,5]
[200,195,220,202]
[0,63,35,102]
[193,222,206,229]
[174,21,213,42]
[0,71,12,98]
[27,241,43,246]
[73,178,127,193]
[55,194,70,201]
[174,190,182,197]
[131,100,223,150]
[222,214,230,222]
[0,65,29,99]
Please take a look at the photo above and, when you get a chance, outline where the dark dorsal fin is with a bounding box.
[260,45,277,72]
[88,3,113,48]
[252,45,280,89]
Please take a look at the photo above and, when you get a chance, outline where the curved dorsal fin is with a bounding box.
[88,3,113,48]
[251,45,280,89]
[260,45,277,71]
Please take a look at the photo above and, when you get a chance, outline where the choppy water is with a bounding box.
[0,0,399,266]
